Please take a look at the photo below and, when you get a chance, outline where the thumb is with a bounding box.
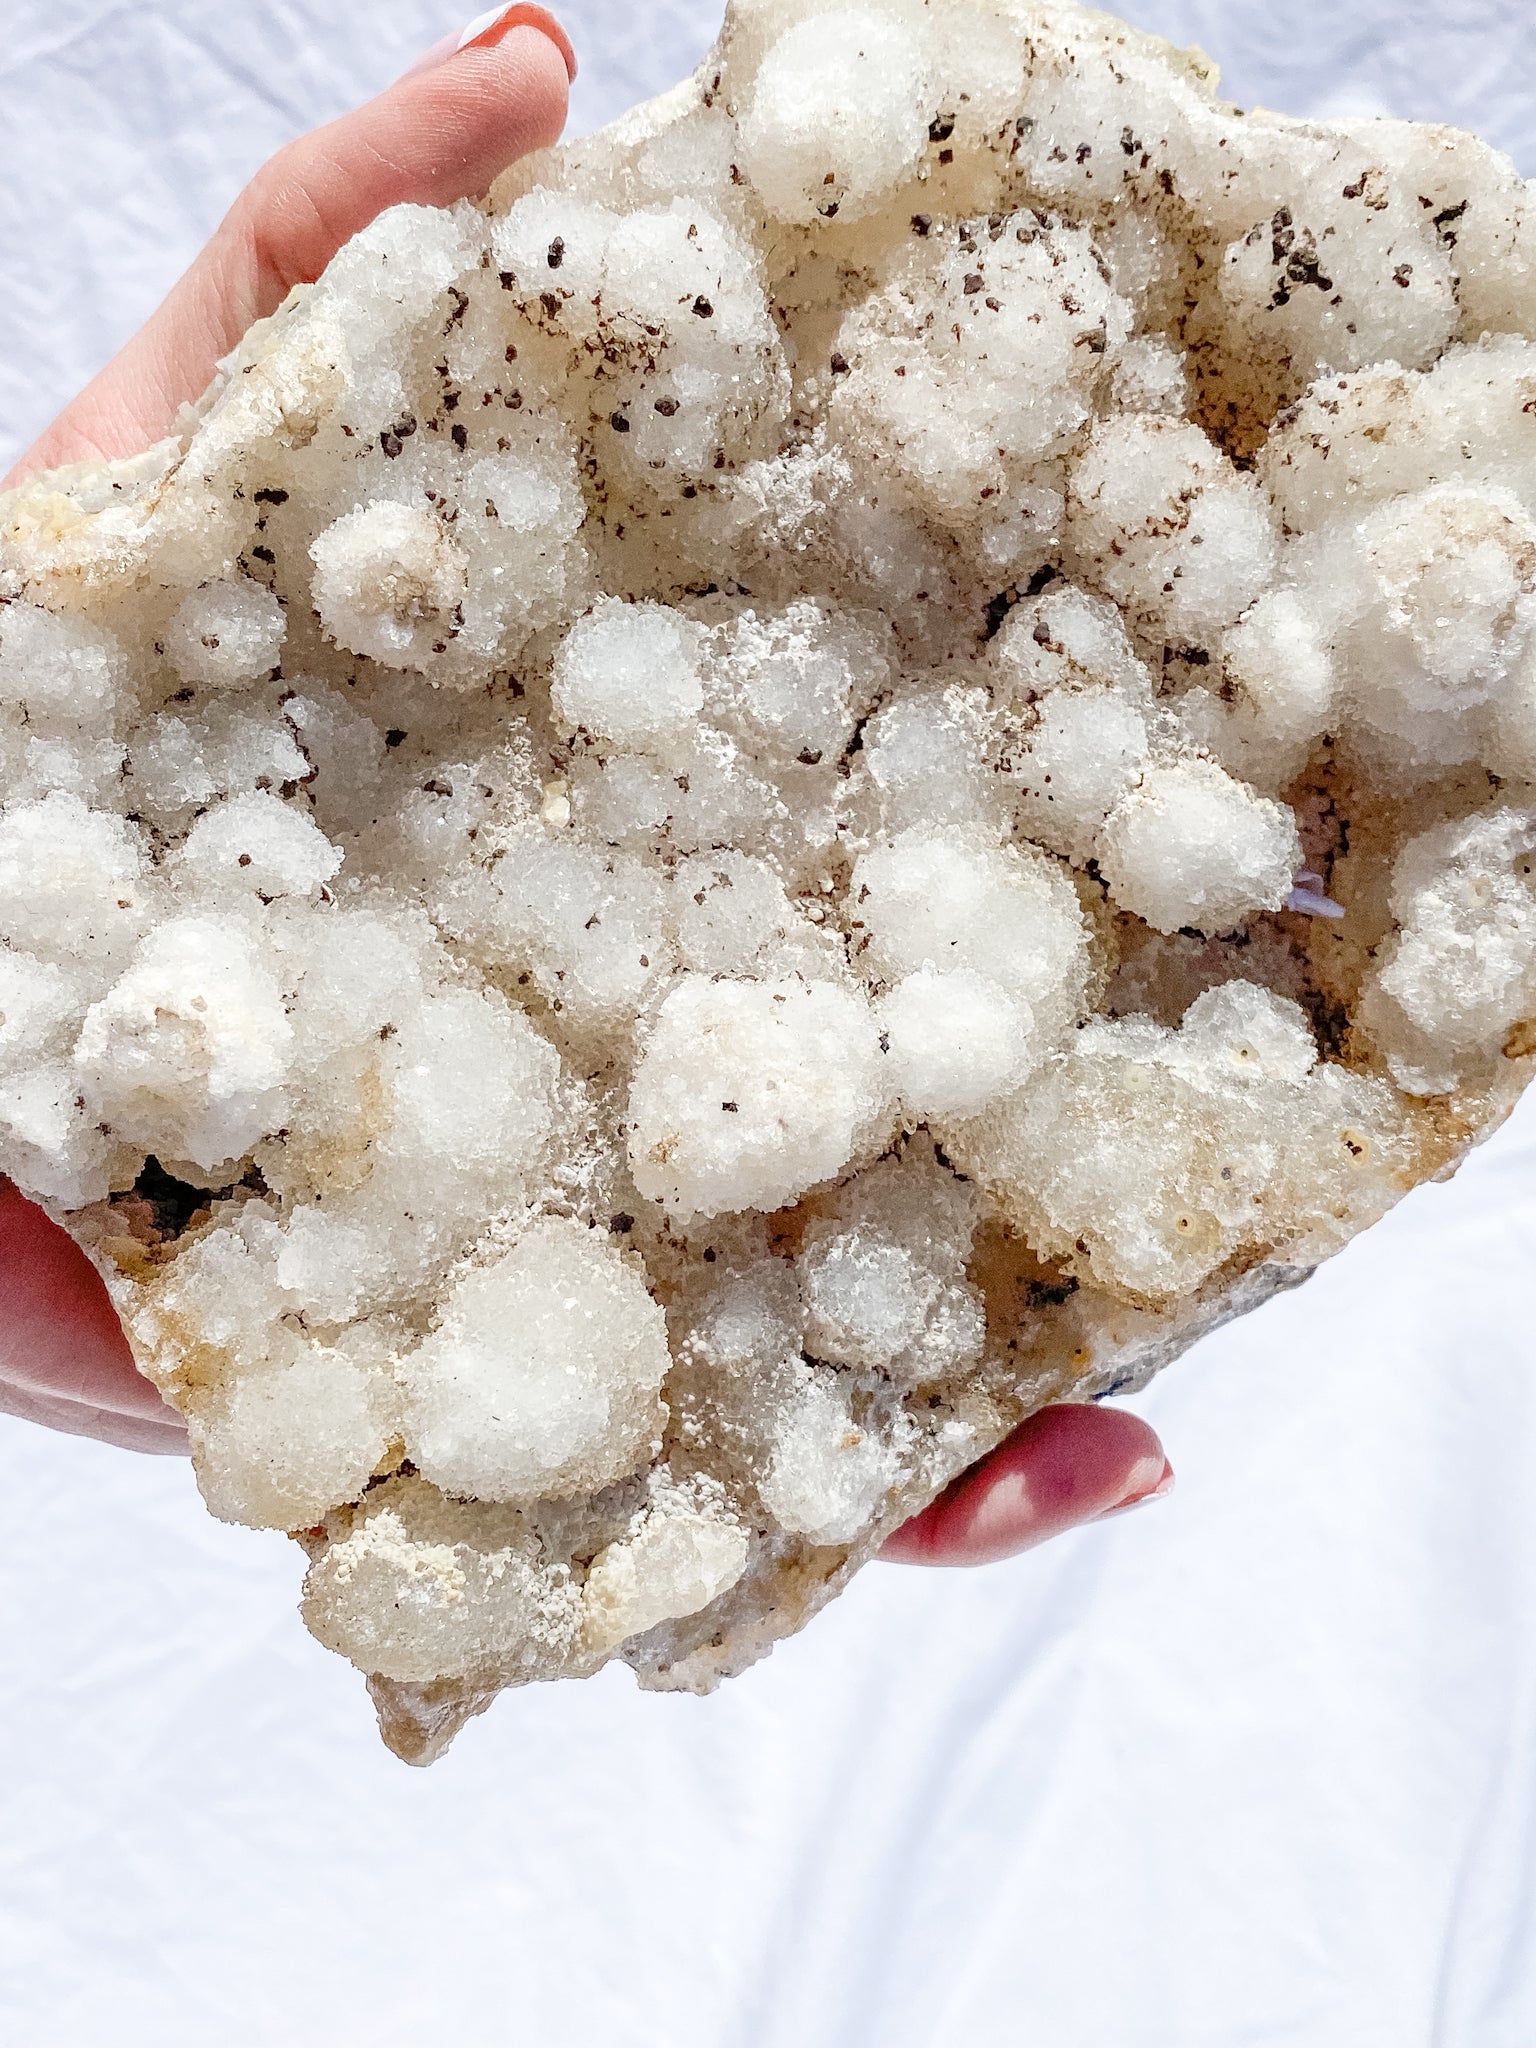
[6,7,574,485]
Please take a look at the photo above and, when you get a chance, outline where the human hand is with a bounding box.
[0,1162,1174,1549]
[0,7,577,1448]
[3,4,575,484]
[0,3,1171,1554]
[879,1402,1172,1565]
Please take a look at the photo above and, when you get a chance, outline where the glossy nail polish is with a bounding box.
[406,5,577,83]
[1097,1457,1176,1520]
[459,5,526,52]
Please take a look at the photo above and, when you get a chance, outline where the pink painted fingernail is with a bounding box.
[406,5,578,83]
[1097,1456,1175,1521]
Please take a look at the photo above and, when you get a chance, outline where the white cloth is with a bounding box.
[4,3,1536,2041]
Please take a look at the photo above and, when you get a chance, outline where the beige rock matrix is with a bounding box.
[3,0,1536,1760]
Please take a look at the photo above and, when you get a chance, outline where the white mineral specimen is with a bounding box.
[4,0,1536,1759]
[401,1215,670,1506]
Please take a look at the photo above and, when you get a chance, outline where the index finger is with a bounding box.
[881,1403,1172,1566]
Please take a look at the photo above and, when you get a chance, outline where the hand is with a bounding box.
[4,4,575,483]
[0,1160,1174,1549]
[879,1403,1172,1565]
[0,1177,188,1453]
[0,8,577,1452]
[0,4,1171,1555]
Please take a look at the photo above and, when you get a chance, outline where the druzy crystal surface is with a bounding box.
[5,0,1536,1758]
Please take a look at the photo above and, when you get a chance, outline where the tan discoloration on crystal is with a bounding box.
[4,0,1536,1755]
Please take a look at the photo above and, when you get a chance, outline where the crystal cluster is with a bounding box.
[4,0,1536,1759]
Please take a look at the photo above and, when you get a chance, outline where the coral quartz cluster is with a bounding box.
[3,0,1536,1759]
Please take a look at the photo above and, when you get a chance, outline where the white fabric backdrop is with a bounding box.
[4,4,1536,2041]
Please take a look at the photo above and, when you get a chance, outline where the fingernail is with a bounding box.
[1096,1457,1175,1521]
[410,5,578,81]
